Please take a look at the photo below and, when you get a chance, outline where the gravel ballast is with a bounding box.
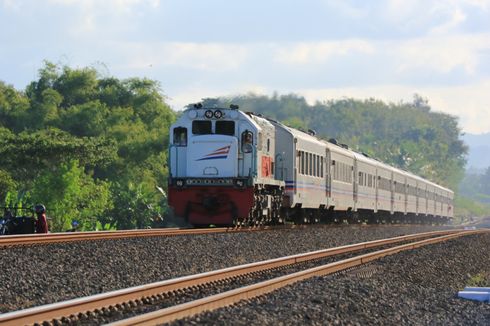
[180,233,490,326]
[0,225,452,313]
[75,236,437,324]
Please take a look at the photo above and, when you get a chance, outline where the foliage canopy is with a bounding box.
[0,63,472,229]
[0,62,175,230]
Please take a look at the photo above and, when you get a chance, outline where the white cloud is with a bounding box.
[298,81,490,134]
[168,83,268,111]
[44,0,160,35]
[429,7,467,35]
[0,0,20,10]
[321,0,367,18]
[384,0,425,22]
[116,42,249,71]
[384,0,487,35]
[426,81,490,134]
[464,0,490,10]
[161,43,249,71]
[274,40,375,65]
[395,33,490,74]
[271,33,488,75]
[47,0,160,11]
[169,80,490,134]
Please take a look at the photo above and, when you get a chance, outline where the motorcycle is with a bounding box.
[0,208,36,235]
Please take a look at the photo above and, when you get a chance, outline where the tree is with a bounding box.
[0,170,17,200]
[106,182,162,230]
[0,128,117,185]
[30,160,112,231]
[2,61,176,229]
[0,81,30,132]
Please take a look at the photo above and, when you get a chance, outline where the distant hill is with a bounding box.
[462,133,490,170]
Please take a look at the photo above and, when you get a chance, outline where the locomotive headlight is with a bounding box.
[229,110,238,119]
[204,110,214,119]
[214,110,223,119]
[235,179,245,187]
[188,110,197,119]
[175,179,184,187]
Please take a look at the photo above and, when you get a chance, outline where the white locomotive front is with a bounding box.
[168,104,284,226]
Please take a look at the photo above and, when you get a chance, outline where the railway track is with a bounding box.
[0,224,320,247]
[1,228,486,326]
[0,223,411,247]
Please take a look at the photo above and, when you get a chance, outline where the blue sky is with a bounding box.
[1,0,490,133]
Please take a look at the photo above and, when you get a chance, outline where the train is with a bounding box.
[168,104,453,226]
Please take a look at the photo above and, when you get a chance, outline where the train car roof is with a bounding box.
[352,151,384,167]
[245,111,453,194]
[275,123,327,147]
[246,112,274,129]
[323,140,356,158]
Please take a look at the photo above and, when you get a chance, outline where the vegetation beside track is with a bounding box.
[1,63,471,231]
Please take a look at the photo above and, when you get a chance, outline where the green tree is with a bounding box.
[1,61,176,229]
[0,172,18,204]
[0,81,30,131]
[0,128,117,185]
[30,160,112,231]
[107,182,162,229]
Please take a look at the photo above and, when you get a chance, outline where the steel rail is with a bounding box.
[0,223,416,247]
[0,229,468,326]
[0,224,323,247]
[109,229,489,326]
[0,228,223,247]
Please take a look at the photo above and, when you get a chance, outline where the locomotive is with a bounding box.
[168,104,453,226]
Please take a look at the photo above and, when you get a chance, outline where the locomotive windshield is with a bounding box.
[192,120,212,134]
[216,121,235,135]
[191,120,235,136]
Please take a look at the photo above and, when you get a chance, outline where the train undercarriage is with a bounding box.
[233,185,284,226]
[281,207,449,226]
[169,181,449,227]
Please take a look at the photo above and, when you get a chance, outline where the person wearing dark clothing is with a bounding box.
[35,204,48,234]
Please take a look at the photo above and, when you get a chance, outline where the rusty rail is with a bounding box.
[0,228,221,247]
[0,224,324,247]
[0,223,420,247]
[0,229,478,326]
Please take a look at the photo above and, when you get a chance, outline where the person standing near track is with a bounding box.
[35,204,49,233]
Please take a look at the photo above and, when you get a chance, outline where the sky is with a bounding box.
[1,0,490,134]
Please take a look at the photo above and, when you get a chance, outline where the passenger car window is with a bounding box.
[309,153,312,176]
[320,157,324,178]
[301,151,305,174]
